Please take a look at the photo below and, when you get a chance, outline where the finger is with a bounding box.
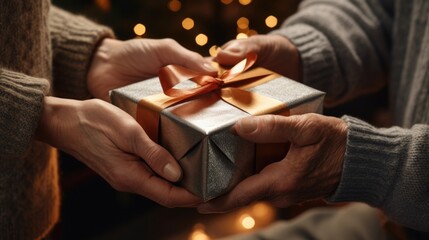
[132,127,183,182]
[197,165,280,213]
[233,115,297,143]
[119,161,202,207]
[217,40,250,66]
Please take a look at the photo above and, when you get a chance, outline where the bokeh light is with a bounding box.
[240,214,256,230]
[182,17,195,30]
[168,0,181,12]
[238,0,252,5]
[236,17,249,30]
[236,33,248,39]
[265,15,278,28]
[133,23,146,36]
[221,0,234,4]
[209,45,220,57]
[196,33,208,46]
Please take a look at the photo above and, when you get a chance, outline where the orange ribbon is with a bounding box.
[137,53,288,142]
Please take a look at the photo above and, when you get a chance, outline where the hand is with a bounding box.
[37,97,201,207]
[216,35,301,81]
[198,113,347,213]
[87,38,216,101]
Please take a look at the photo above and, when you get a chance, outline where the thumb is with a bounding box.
[233,115,302,144]
[132,129,183,182]
[216,40,248,66]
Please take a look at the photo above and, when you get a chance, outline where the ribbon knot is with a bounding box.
[138,53,287,142]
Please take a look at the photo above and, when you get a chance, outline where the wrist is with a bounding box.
[35,96,79,150]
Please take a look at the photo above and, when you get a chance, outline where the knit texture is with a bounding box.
[0,2,113,239]
[273,0,429,232]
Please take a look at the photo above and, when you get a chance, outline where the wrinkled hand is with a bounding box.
[198,113,347,213]
[37,97,201,207]
[216,35,301,81]
[88,38,216,101]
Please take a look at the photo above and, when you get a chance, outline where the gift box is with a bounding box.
[110,55,324,201]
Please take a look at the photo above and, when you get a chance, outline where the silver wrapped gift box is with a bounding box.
[110,70,324,201]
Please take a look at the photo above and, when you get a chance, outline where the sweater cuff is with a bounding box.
[328,116,408,207]
[270,24,344,100]
[0,69,49,156]
[49,6,114,100]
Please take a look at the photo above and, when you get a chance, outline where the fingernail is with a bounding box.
[237,118,257,134]
[203,62,217,72]
[163,163,182,182]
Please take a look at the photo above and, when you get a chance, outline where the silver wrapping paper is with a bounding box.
[110,75,325,200]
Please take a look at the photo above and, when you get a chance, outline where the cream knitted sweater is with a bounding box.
[0,2,113,239]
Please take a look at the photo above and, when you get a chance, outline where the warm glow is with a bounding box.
[189,229,210,240]
[236,17,249,29]
[195,34,208,46]
[238,0,252,5]
[189,224,211,240]
[133,23,146,36]
[168,0,182,12]
[240,214,256,229]
[248,29,258,36]
[182,18,195,30]
[209,45,220,57]
[94,0,111,12]
[252,202,273,218]
[236,33,248,39]
[265,15,278,28]
[221,0,233,4]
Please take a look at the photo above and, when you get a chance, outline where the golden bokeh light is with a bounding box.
[238,0,252,5]
[133,23,146,36]
[221,0,234,4]
[189,224,211,240]
[236,33,248,39]
[195,33,208,46]
[265,15,278,28]
[240,214,256,230]
[94,0,111,12]
[209,45,220,57]
[168,0,182,12]
[236,17,249,30]
[248,29,258,36]
[182,17,195,30]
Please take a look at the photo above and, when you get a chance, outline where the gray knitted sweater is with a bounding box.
[0,1,113,239]
[273,0,429,232]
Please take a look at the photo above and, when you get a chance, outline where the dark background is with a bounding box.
[51,0,389,239]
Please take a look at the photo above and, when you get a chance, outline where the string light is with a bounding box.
[265,15,278,28]
[195,33,208,46]
[248,29,258,36]
[133,23,146,36]
[168,0,181,12]
[182,17,195,30]
[238,0,252,5]
[221,0,234,4]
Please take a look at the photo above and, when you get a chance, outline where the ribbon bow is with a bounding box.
[137,53,287,142]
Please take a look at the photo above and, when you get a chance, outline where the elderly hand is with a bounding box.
[198,113,347,213]
[216,35,301,81]
[87,38,216,101]
[37,97,201,207]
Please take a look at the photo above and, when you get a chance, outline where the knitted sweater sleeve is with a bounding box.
[0,69,50,156]
[332,116,429,232]
[271,0,392,105]
[271,0,429,231]
[49,6,114,99]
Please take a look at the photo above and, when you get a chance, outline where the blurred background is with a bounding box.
[51,0,389,239]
